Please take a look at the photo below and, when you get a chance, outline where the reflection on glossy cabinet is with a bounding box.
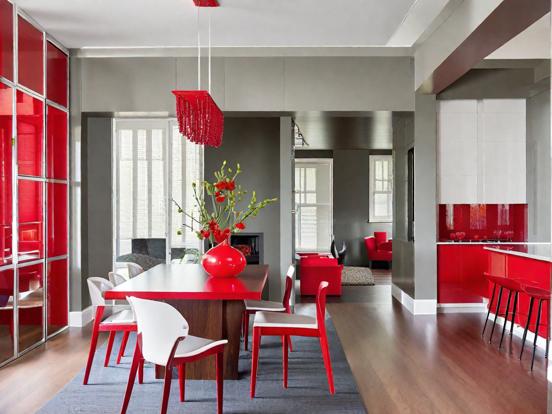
[18,16,44,94]
[0,83,13,266]
[17,90,43,177]
[46,42,68,107]
[0,268,15,364]
[47,183,67,257]
[47,259,68,335]
[18,263,44,352]
[46,105,68,180]
[18,180,44,262]
[0,0,13,81]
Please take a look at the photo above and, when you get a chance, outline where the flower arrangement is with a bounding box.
[175,161,277,245]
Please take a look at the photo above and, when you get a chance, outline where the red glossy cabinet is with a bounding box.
[0,0,13,81]
[0,83,12,266]
[47,259,68,335]
[17,263,43,352]
[18,16,44,95]
[47,183,67,257]
[0,268,14,363]
[17,90,43,177]
[18,180,43,262]
[46,105,67,180]
[46,42,68,107]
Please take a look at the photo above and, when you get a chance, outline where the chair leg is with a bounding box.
[216,351,224,414]
[482,283,497,337]
[138,358,144,384]
[120,342,141,414]
[160,363,173,414]
[531,299,543,371]
[546,303,550,359]
[288,335,293,352]
[250,328,261,398]
[499,291,512,349]
[319,332,335,394]
[83,321,101,385]
[282,335,288,389]
[117,331,130,364]
[104,331,116,367]
[489,287,504,344]
[244,312,250,351]
[520,297,534,360]
[178,364,186,402]
[510,292,518,336]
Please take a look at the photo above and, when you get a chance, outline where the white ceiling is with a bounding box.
[16,0,421,49]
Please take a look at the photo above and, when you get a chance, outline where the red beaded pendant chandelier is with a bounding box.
[173,0,224,147]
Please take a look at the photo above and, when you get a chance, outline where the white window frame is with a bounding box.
[294,158,333,253]
[369,154,393,223]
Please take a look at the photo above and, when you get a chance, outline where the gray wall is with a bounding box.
[204,118,281,300]
[526,89,551,242]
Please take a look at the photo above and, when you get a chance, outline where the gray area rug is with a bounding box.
[341,266,375,286]
[38,313,365,413]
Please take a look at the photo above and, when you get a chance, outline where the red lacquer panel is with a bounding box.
[0,0,13,81]
[18,179,43,262]
[17,90,43,177]
[17,263,43,351]
[46,259,67,335]
[0,268,14,363]
[46,42,68,108]
[46,105,67,180]
[47,183,67,257]
[18,16,44,95]
[0,83,12,266]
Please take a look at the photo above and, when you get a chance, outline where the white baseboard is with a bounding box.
[392,284,437,315]
[488,312,548,350]
[437,303,488,313]
[69,305,94,327]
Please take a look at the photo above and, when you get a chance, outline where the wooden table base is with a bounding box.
[154,299,244,380]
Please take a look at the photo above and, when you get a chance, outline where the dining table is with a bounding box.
[104,263,269,380]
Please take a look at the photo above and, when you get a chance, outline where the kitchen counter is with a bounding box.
[484,245,552,263]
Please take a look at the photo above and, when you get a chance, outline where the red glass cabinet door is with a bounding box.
[0,0,13,81]
[17,90,43,177]
[46,105,67,180]
[47,183,67,257]
[17,263,44,352]
[46,42,68,108]
[0,83,12,266]
[46,259,67,335]
[18,16,44,95]
[0,268,14,363]
[18,179,43,262]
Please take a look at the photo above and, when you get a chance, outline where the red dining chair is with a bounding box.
[243,265,295,351]
[83,277,137,385]
[121,297,228,414]
[250,281,334,398]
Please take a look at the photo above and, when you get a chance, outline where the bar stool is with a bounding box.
[519,285,550,370]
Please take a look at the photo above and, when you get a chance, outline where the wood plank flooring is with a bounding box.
[0,271,547,413]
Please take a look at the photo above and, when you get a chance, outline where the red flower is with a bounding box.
[215,191,221,197]
[235,222,245,230]
[200,229,210,239]
[208,219,218,231]
[216,195,226,203]
[227,180,236,191]
[214,227,230,244]
[215,181,226,191]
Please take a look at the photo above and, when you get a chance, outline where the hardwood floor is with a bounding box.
[0,278,548,413]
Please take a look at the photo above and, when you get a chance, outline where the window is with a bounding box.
[114,119,203,262]
[369,155,393,223]
[295,159,332,252]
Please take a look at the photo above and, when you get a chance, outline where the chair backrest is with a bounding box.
[315,281,329,331]
[108,272,128,286]
[87,277,114,307]
[374,231,387,246]
[127,262,144,278]
[282,265,295,311]
[128,296,189,366]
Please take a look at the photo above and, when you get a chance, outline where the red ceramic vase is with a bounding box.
[201,238,247,278]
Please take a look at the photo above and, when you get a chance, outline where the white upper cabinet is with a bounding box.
[437,99,526,204]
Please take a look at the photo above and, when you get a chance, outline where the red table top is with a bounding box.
[104,264,269,301]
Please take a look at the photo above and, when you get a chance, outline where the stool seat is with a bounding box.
[494,277,523,292]
[522,286,550,300]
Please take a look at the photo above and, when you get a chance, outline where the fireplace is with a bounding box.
[230,233,263,265]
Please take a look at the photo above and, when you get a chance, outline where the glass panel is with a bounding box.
[17,90,43,177]
[46,105,67,180]
[0,83,12,266]
[18,179,43,262]
[0,0,13,81]
[17,263,43,352]
[46,42,68,107]
[46,259,67,335]
[47,183,67,257]
[374,193,389,217]
[18,16,44,95]
[0,268,14,364]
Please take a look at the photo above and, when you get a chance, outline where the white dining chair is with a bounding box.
[109,271,128,286]
[83,277,137,385]
[243,265,295,351]
[121,297,227,414]
[127,262,144,278]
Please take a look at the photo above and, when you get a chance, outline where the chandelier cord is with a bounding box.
[197,6,201,90]
[208,7,211,94]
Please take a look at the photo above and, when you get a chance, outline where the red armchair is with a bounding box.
[364,232,392,265]
[299,256,343,296]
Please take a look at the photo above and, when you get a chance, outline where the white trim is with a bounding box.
[488,312,548,350]
[392,284,437,315]
[69,305,94,327]
[437,302,488,313]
